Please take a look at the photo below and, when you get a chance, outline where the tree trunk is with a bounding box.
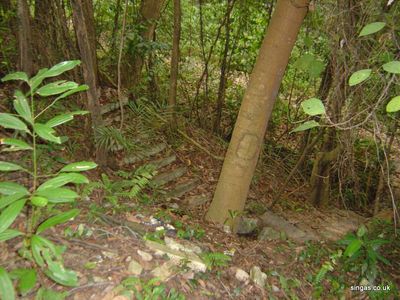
[206,0,309,229]
[213,0,233,134]
[168,0,181,127]
[71,0,107,166]
[17,0,33,76]
[128,0,165,89]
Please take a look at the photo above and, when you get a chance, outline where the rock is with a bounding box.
[151,260,177,281]
[145,240,206,273]
[258,227,280,241]
[235,268,250,283]
[237,217,259,235]
[137,250,153,262]
[93,276,106,283]
[102,251,118,259]
[185,195,209,207]
[164,237,202,254]
[271,284,280,292]
[250,266,267,288]
[128,260,143,275]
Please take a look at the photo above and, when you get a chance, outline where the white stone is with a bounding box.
[250,266,267,287]
[235,268,250,282]
[137,249,153,262]
[128,260,143,275]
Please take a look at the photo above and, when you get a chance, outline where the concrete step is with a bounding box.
[123,143,167,165]
[151,167,187,187]
[165,179,200,198]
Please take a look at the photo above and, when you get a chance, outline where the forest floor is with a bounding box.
[1,93,399,299]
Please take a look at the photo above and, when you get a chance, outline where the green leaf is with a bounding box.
[382,61,400,74]
[44,60,81,78]
[0,193,26,210]
[1,71,28,83]
[0,113,29,132]
[35,287,68,300]
[301,98,326,116]
[46,111,88,128]
[0,138,32,151]
[31,235,60,267]
[30,196,49,207]
[0,267,15,300]
[54,85,89,101]
[44,260,78,287]
[0,229,23,242]
[33,123,62,144]
[349,69,372,86]
[0,161,23,172]
[344,239,362,257]
[386,96,400,113]
[0,182,29,196]
[291,120,320,133]
[0,199,26,234]
[13,91,32,123]
[10,269,36,296]
[60,161,97,172]
[35,81,78,97]
[37,173,88,191]
[356,225,367,237]
[359,22,386,37]
[35,188,79,203]
[29,68,49,92]
[36,209,80,234]
[294,54,325,78]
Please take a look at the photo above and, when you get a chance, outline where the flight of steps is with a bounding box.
[101,100,205,205]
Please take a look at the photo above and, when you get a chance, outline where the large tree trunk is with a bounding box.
[17,0,33,76]
[206,0,309,229]
[128,0,165,89]
[168,0,181,126]
[71,0,107,166]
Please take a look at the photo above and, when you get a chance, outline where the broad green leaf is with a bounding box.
[359,22,386,37]
[0,138,32,151]
[291,120,320,133]
[60,161,97,172]
[0,182,29,196]
[30,196,48,207]
[301,98,326,116]
[29,68,49,92]
[44,259,78,287]
[356,225,367,237]
[1,71,28,83]
[386,96,400,113]
[344,239,362,257]
[13,91,32,123]
[294,54,325,78]
[37,173,88,191]
[36,209,80,234]
[0,229,23,242]
[10,269,36,296]
[36,81,78,97]
[0,199,26,234]
[382,61,400,74]
[54,85,89,101]
[46,111,88,127]
[0,267,15,300]
[0,193,26,210]
[35,287,68,300]
[33,123,62,144]
[44,60,81,78]
[349,69,372,86]
[0,161,23,172]
[31,235,59,267]
[35,188,79,203]
[0,113,29,132]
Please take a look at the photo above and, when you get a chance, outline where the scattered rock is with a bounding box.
[128,260,143,275]
[102,251,118,259]
[258,227,280,241]
[137,249,153,262]
[164,237,202,254]
[235,268,250,283]
[250,266,267,288]
[185,195,209,207]
[271,284,280,292]
[151,260,177,281]
[237,217,259,235]
[93,276,106,283]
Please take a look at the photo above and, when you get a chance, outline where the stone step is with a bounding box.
[165,179,200,198]
[123,143,167,165]
[151,167,187,187]
[101,98,129,115]
[149,155,177,169]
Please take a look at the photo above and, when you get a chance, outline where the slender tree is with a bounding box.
[168,0,181,127]
[17,0,33,76]
[206,0,310,229]
[71,0,107,166]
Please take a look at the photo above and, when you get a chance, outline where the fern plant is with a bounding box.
[0,61,96,299]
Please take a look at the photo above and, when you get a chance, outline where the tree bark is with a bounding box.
[71,0,107,166]
[206,0,310,229]
[17,0,33,76]
[168,0,181,127]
